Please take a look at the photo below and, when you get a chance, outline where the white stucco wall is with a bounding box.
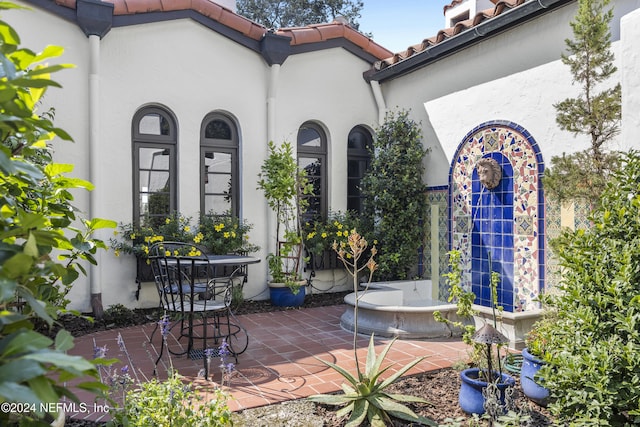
[379,0,639,187]
[8,3,379,311]
[621,7,640,143]
[7,0,640,312]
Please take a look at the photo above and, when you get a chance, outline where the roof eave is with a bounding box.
[365,0,575,83]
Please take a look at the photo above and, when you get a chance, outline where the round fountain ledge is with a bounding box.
[340,281,471,339]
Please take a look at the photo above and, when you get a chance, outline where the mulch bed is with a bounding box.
[50,292,553,426]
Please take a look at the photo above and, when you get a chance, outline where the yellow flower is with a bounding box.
[321,232,328,238]
[193,232,203,243]
[143,246,149,255]
[173,250,179,256]
[231,231,237,238]
[223,232,230,238]
[214,223,225,232]
[337,223,343,230]
[114,249,120,257]
[307,232,316,239]
[130,233,136,240]
[184,226,191,233]
[165,250,171,257]
[165,218,171,224]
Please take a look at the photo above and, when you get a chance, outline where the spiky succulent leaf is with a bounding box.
[308,393,354,405]
[335,401,355,418]
[367,335,395,380]
[367,405,387,427]
[377,356,426,390]
[314,356,359,388]
[341,383,356,395]
[345,399,368,427]
[365,334,377,378]
[371,394,436,426]
[368,365,393,391]
[384,392,430,404]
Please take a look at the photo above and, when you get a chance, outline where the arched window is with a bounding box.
[132,106,177,228]
[200,113,239,217]
[347,126,373,213]
[297,122,327,222]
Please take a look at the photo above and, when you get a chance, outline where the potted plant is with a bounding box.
[257,141,312,307]
[521,314,552,406]
[434,250,516,416]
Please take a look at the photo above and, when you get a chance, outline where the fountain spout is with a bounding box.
[476,157,502,190]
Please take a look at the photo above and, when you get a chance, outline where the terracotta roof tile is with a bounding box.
[275,20,392,59]
[375,0,527,71]
[50,0,391,60]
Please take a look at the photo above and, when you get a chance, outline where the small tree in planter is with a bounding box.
[257,141,312,305]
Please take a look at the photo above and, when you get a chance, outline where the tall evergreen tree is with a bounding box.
[236,0,364,30]
[545,0,621,203]
[361,110,428,281]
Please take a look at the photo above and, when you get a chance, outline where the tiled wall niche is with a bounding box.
[448,121,545,312]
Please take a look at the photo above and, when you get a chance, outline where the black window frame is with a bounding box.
[200,113,239,218]
[347,125,373,214]
[132,106,177,227]
[297,122,327,223]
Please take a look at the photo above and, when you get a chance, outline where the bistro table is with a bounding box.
[150,248,260,378]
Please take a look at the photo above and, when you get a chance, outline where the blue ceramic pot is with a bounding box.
[459,368,516,415]
[269,283,306,307]
[521,347,549,406]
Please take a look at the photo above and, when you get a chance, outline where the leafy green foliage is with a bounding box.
[303,210,361,258]
[433,250,476,345]
[111,211,259,258]
[107,371,232,427]
[258,141,312,291]
[0,5,115,425]
[237,0,364,30]
[545,0,621,202]
[361,110,428,280]
[309,335,436,427]
[538,151,640,424]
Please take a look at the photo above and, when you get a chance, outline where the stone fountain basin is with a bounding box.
[340,280,468,339]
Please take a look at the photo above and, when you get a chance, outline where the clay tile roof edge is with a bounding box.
[376,0,529,69]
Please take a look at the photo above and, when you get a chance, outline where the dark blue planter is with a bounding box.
[459,368,516,415]
[521,347,549,407]
[269,283,306,307]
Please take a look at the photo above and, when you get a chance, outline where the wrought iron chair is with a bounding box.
[148,241,234,378]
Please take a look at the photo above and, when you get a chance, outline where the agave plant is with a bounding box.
[309,334,436,427]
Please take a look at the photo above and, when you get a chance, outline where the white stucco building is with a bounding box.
[8,0,640,313]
